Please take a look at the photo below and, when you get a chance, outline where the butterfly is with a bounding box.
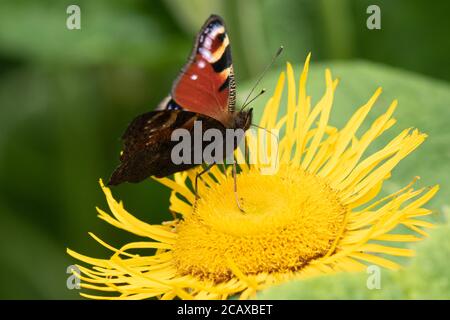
[108,14,253,188]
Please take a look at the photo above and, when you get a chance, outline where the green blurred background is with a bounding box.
[0,0,449,299]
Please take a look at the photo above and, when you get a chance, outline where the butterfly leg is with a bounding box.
[232,161,245,213]
[194,163,215,201]
[221,163,227,178]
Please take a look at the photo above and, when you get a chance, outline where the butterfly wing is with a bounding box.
[109,15,237,185]
[108,110,226,185]
[159,15,236,126]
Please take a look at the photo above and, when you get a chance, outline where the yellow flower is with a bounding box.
[67,54,439,300]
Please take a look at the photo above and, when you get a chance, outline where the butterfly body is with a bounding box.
[108,15,252,186]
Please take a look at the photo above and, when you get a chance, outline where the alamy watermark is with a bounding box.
[66,265,81,290]
[367,5,381,30]
[66,5,81,30]
[366,265,381,290]
[171,122,280,175]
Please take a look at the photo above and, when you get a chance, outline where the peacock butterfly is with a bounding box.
[108,14,253,186]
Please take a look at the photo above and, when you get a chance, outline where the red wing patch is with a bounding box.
[170,15,236,126]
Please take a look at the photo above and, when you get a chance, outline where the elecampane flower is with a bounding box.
[68,55,438,300]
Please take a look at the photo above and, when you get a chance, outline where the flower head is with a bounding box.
[68,55,438,300]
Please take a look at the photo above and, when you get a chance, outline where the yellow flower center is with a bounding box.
[172,165,348,282]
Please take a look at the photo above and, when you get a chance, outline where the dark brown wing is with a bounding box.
[108,110,227,186]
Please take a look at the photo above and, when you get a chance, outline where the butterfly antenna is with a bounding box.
[241,88,266,110]
[240,45,284,111]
